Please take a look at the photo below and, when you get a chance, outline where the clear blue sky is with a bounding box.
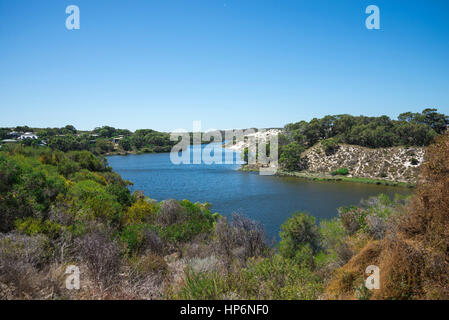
[0,0,448,132]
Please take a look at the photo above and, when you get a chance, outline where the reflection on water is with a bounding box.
[107,147,410,240]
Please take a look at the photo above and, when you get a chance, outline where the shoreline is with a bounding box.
[239,166,415,188]
[105,150,415,188]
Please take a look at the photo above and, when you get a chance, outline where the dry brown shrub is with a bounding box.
[157,199,184,226]
[214,214,270,269]
[181,234,214,259]
[0,233,52,299]
[74,230,122,289]
[326,241,382,299]
[326,133,449,300]
[129,254,168,280]
[373,238,424,299]
[119,253,169,299]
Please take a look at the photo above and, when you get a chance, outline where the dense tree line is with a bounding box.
[279,108,448,171]
[118,129,173,153]
[1,125,176,155]
[283,108,447,148]
[285,109,449,148]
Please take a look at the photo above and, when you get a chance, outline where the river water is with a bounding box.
[107,145,410,239]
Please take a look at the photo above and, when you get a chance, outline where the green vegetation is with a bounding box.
[1,131,448,300]
[278,142,305,171]
[327,133,449,299]
[276,170,415,187]
[277,108,448,174]
[331,168,349,176]
[283,108,447,149]
[0,144,218,299]
[0,125,175,156]
[1,125,220,156]
[321,138,339,155]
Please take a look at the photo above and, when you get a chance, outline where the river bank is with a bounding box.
[239,165,415,188]
[275,169,415,188]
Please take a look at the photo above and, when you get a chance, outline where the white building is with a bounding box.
[18,132,38,140]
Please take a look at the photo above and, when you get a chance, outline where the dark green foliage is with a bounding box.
[282,109,446,151]
[94,139,115,154]
[242,147,249,163]
[0,128,11,140]
[321,138,339,155]
[0,146,132,234]
[129,129,173,152]
[106,182,133,207]
[398,108,449,134]
[67,150,108,172]
[279,142,304,171]
[25,124,174,155]
[118,137,132,151]
[48,135,88,152]
[93,126,121,138]
[278,108,447,172]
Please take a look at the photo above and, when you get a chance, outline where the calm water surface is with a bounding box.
[107,147,410,239]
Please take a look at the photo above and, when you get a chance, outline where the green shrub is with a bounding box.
[238,255,322,299]
[71,169,107,185]
[120,224,149,253]
[331,168,349,176]
[292,243,315,267]
[106,183,133,207]
[156,200,216,243]
[66,180,122,222]
[56,157,80,177]
[159,217,213,243]
[68,150,106,172]
[0,154,66,232]
[279,212,321,259]
[15,217,63,239]
[122,199,155,225]
[319,218,347,251]
[321,138,339,156]
[279,142,305,171]
[176,269,228,299]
